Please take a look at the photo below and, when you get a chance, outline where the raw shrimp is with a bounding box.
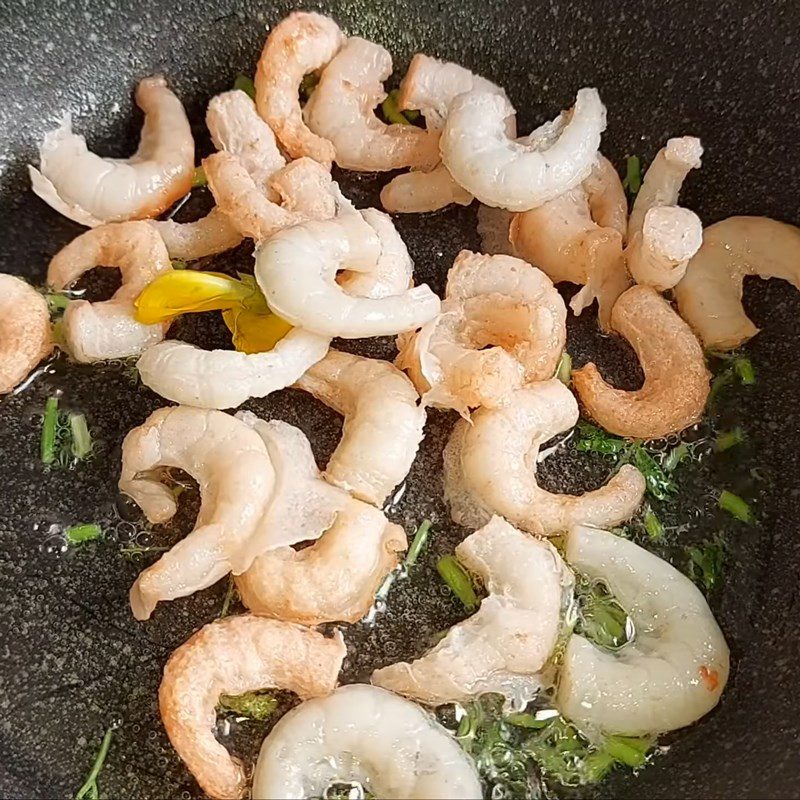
[136,330,331,409]
[443,380,646,534]
[573,285,710,439]
[160,614,345,800]
[119,406,276,620]
[303,37,440,172]
[440,88,606,212]
[625,137,704,290]
[149,207,243,262]
[0,275,53,393]
[372,516,572,704]
[47,221,172,362]
[294,349,425,506]
[557,525,729,735]
[255,213,440,338]
[380,163,473,214]
[29,76,194,226]
[396,251,566,416]
[254,11,345,166]
[252,684,482,800]
[675,215,800,350]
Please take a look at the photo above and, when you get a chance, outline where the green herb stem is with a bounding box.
[233,73,256,100]
[218,690,277,721]
[41,396,60,465]
[556,352,572,384]
[436,555,479,611]
[687,537,725,593]
[65,523,103,546]
[718,489,753,522]
[622,155,642,197]
[191,165,207,188]
[74,727,114,800]
[643,507,664,541]
[69,413,93,460]
[733,357,756,385]
[170,259,188,270]
[219,576,238,618]
[663,442,689,472]
[405,519,432,569]
[716,427,745,452]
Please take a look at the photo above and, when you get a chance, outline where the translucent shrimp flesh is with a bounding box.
[372,516,572,705]
[252,684,482,800]
[380,163,473,214]
[160,614,345,800]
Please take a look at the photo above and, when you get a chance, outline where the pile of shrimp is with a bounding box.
[6,9,798,799]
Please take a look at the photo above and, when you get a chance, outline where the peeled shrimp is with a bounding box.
[380,163,473,214]
[255,213,440,338]
[675,215,800,350]
[47,221,172,362]
[149,207,243,262]
[372,516,572,704]
[557,525,729,735]
[255,11,345,166]
[625,137,704,290]
[396,251,566,416]
[161,614,345,800]
[441,88,606,212]
[29,76,193,226]
[573,285,710,439]
[295,349,425,506]
[252,684,482,800]
[119,406,276,620]
[303,37,440,172]
[443,380,646,534]
[0,275,53,393]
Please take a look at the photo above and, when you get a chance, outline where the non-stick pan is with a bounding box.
[1,0,799,798]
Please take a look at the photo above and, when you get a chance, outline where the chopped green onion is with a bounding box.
[170,259,188,270]
[219,576,238,618]
[300,72,319,100]
[556,352,572,384]
[663,442,689,472]
[708,368,735,405]
[405,519,432,569]
[65,523,103,546]
[716,427,745,452]
[380,89,420,125]
[46,292,70,314]
[718,489,752,522]
[643,507,663,540]
[436,555,479,611]
[505,711,549,729]
[69,413,93,460]
[40,396,60,465]
[629,444,677,501]
[74,727,114,800]
[233,73,256,100]
[687,538,725,593]
[191,165,207,188]
[622,155,642,198]
[733,356,755,385]
[602,735,652,768]
[218,690,277,721]
[575,578,630,651]
[574,422,627,455]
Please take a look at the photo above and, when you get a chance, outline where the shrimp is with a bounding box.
[47,221,172,362]
[573,285,710,439]
[443,380,646,534]
[372,516,572,705]
[625,137,704,290]
[149,207,243,262]
[119,406,276,620]
[380,163,473,214]
[0,275,53,393]
[440,88,606,212]
[255,213,440,338]
[674,215,800,350]
[255,11,345,166]
[396,251,566,416]
[253,686,482,800]
[29,76,194,226]
[160,614,345,800]
[303,37,440,172]
[136,330,330,409]
[294,349,425,506]
[557,525,729,735]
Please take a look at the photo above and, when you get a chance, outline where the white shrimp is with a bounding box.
[557,525,729,735]
[441,88,606,212]
[294,349,425,506]
[47,221,172,362]
[119,406,276,620]
[303,37,440,172]
[625,137,704,290]
[380,163,473,214]
[675,215,800,350]
[29,76,194,226]
[443,380,646,535]
[160,614,345,800]
[372,516,572,705]
[252,684,482,800]
[396,251,566,416]
[0,275,53,393]
[255,213,440,338]
[255,11,345,166]
[149,207,243,262]
[136,331,330,409]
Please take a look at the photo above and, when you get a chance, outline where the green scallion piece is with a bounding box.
[233,73,256,100]
[40,396,60,465]
[718,489,752,522]
[436,555,479,611]
[734,356,755,385]
[381,88,421,125]
[74,727,114,800]
[65,523,103,546]
[219,576,238,618]
[46,292,70,314]
[191,165,207,188]
[716,427,744,452]
[622,155,642,197]
[556,352,572,384]
[405,519,432,569]
[663,442,689,472]
[643,507,663,540]
[170,259,188,270]
[603,735,652,768]
[218,690,277,721]
[505,711,549,729]
[69,413,92,460]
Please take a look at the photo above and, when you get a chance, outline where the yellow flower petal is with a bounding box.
[222,307,293,354]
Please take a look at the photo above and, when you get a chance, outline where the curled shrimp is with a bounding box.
[47,221,172,362]
[396,251,566,416]
[0,275,53,393]
[303,37,440,172]
[160,614,345,800]
[380,163,473,214]
[255,213,440,338]
[573,285,710,439]
[625,137,704,290]
[295,349,425,506]
[29,76,194,226]
[557,525,729,735]
[372,516,572,705]
[440,87,606,212]
[255,11,345,166]
[443,380,646,534]
[253,684,482,800]
[674,215,800,350]
[119,406,276,620]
